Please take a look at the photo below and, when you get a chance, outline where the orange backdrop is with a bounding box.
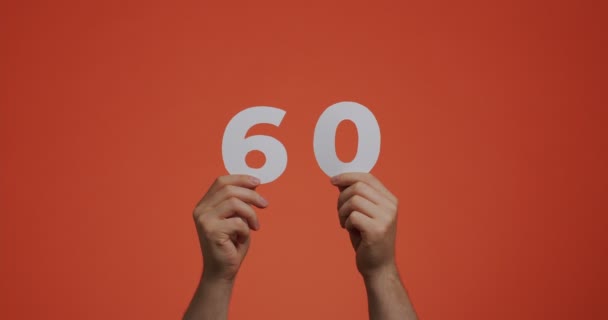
[1,0,606,319]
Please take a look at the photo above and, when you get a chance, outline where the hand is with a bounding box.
[331,172,399,278]
[192,175,268,281]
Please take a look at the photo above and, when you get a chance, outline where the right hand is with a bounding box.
[193,175,268,281]
[331,173,399,279]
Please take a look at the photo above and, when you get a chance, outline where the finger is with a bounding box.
[208,184,268,208]
[208,174,260,194]
[338,181,387,209]
[213,197,260,230]
[338,195,378,228]
[331,172,397,203]
[218,217,251,244]
[344,210,374,234]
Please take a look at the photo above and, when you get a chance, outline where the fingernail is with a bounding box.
[250,176,261,185]
[255,221,261,230]
[330,176,338,184]
[259,196,268,207]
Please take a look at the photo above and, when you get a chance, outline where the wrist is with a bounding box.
[184,269,235,320]
[201,271,236,289]
[362,262,399,285]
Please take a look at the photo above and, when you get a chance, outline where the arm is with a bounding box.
[184,275,234,320]
[332,173,418,320]
[184,175,268,320]
[364,264,417,320]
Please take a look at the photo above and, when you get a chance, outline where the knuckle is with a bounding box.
[221,185,237,197]
[197,215,213,232]
[353,181,366,194]
[349,195,364,210]
[246,210,257,220]
[192,207,203,219]
[382,213,396,227]
[339,188,349,200]
[390,194,399,205]
[380,206,396,220]
[192,205,209,219]
[235,218,248,229]
[215,176,227,187]
[375,223,389,235]
[227,197,241,208]
[338,194,347,208]
[387,200,398,212]
[345,211,358,223]
[361,173,374,184]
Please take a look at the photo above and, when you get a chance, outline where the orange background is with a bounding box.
[1,0,607,319]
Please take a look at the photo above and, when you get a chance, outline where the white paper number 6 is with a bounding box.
[222,101,381,184]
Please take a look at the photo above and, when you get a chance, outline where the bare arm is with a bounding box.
[184,175,268,320]
[364,265,417,320]
[332,173,418,320]
[183,275,234,320]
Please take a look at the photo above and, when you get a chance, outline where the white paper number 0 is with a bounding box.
[222,102,381,184]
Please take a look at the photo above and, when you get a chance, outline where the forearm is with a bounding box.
[364,264,417,320]
[183,273,234,320]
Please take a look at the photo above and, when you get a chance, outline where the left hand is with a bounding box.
[331,172,399,278]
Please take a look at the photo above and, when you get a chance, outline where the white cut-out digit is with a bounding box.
[222,107,287,184]
[313,101,381,177]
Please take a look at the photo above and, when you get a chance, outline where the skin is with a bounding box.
[183,173,417,320]
[332,172,417,320]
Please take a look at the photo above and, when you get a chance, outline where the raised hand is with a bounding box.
[193,174,268,280]
[331,172,399,278]
[184,174,268,320]
[331,172,417,320]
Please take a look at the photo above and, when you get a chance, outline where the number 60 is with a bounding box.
[222,101,381,184]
